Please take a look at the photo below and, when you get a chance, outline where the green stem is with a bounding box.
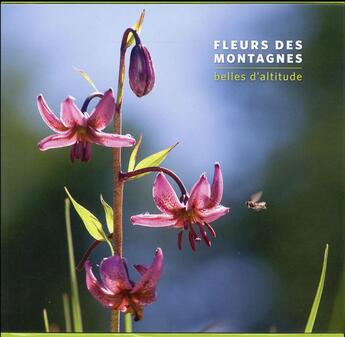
[65,198,83,332]
[124,312,133,333]
[111,27,134,333]
[305,244,329,333]
[42,308,49,332]
[62,293,72,332]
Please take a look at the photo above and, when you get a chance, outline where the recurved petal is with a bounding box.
[208,162,224,207]
[87,89,115,130]
[133,264,149,275]
[60,96,86,127]
[38,130,77,151]
[85,261,123,309]
[187,174,211,210]
[99,256,133,294]
[131,248,163,304]
[199,205,230,223]
[37,95,68,133]
[153,173,184,214]
[87,128,135,148]
[131,213,178,227]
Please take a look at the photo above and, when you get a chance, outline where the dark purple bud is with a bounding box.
[129,44,155,97]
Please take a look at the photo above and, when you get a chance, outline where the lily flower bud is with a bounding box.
[129,44,155,97]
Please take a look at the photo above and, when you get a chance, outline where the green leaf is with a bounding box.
[65,198,83,332]
[126,9,145,48]
[100,194,113,234]
[73,66,98,92]
[96,227,114,256]
[128,133,143,172]
[124,312,133,333]
[62,293,72,333]
[305,244,329,333]
[64,187,105,241]
[130,142,178,180]
[42,308,49,333]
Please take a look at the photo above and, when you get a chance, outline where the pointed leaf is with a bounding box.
[65,187,105,241]
[126,9,145,49]
[64,198,83,332]
[128,133,143,172]
[130,142,178,180]
[100,194,113,234]
[135,142,178,170]
[73,66,98,92]
[305,244,329,333]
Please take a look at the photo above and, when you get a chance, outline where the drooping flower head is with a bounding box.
[37,89,135,162]
[85,248,163,321]
[131,163,230,251]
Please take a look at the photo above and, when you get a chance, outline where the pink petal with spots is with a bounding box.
[187,174,211,210]
[199,205,230,223]
[133,264,149,276]
[87,128,135,148]
[60,96,86,127]
[153,173,184,214]
[131,213,178,227]
[131,248,163,304]
[208,163,224,207]
[99,256,133,294]
[37,95,68,133]
[85,261,123,309]
[38,130,77,151]
[88,89,115,130]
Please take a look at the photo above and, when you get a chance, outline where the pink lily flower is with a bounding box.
[37,89,135,162]
[85,248,163,321]
[131,163,230,251]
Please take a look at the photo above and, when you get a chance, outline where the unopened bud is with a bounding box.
[129,44,155,97]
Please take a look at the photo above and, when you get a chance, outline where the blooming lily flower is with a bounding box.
[37,89,135,162]
[131,163,230,251]
[85,248,163,321]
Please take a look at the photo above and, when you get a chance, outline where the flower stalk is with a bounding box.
[121,166,188,201]
[76,233,113,272]
[80,92,104,113]
[111,27,140,333]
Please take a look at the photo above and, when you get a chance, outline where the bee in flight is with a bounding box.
[246,191,267,211]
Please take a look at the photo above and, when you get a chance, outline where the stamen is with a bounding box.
[197,223,211,247]
[189,223,197,237]
[177,230,183,250]
[204,222,216,238]
[188,231,196,251]
[70,147,75,163]
[82,143,92,162]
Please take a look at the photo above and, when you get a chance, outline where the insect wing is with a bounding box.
[250,191,263,203]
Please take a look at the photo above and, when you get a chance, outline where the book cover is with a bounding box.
[1,2,344,334]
